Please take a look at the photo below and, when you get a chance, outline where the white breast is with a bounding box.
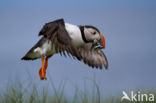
[65,23,85,46]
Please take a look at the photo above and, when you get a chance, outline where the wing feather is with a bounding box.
[39,19,81,60]
[77,43,108,69]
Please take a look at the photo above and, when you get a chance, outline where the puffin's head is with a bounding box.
[83,25,106,49]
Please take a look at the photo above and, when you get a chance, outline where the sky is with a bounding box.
[0,0,156,97]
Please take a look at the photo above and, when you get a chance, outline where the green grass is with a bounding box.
[0,79,155,103]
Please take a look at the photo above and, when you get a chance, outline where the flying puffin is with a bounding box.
[21,19,108,80]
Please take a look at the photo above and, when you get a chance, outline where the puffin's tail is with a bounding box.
[21,37,46,60]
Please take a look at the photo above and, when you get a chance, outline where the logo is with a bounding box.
[121,91,155,102]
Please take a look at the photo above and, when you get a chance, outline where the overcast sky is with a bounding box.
[0,0,156,97]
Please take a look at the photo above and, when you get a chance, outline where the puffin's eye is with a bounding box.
[92,31,96,35]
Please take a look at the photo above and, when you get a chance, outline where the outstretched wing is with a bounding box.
[39,19,81,60]
[77,43,108,69]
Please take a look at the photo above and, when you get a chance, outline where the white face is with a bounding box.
[83,27,101,42]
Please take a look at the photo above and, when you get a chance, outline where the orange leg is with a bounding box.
[39,56,48,80]
[39,56,45,80]
[44,57,48,70]
[43,57,48,79]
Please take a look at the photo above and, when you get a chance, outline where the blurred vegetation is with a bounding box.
[0,78,155,103]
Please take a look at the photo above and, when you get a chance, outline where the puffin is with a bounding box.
[21,19,108,80]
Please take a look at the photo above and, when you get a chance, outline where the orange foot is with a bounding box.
[39,56,48,80]
[39,67,46,80]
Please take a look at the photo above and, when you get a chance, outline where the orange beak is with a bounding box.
[100,34,106,48]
